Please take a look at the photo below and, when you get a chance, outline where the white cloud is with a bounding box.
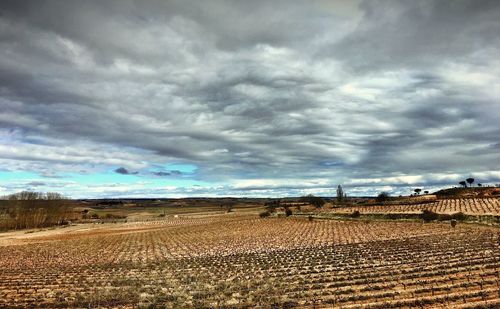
[0,0,499,197]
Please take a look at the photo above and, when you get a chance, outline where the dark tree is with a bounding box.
[466,178,474,187]
[478,183,482,187]
[264,199,281,213]
[300,194,325,208]
[376,192,390,202]
[414,188,422,195]
[424,190,429,194]
[459,181,467,188]
[336,185,344,203]
[310,196,325,208]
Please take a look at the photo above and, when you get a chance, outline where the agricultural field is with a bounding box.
[328,198,500,216]
[0,213,499,308]
[76,198,267,222]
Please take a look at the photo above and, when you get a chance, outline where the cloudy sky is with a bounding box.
[1,0,499,198]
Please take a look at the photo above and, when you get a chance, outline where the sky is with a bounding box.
[1,0,500,198]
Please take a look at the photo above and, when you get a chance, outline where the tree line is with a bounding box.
[0,191,72,230]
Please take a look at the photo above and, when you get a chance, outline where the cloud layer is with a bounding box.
[1,0,499,197]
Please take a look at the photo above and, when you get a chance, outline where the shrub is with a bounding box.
[451,219,457,228]
[376,192,390,202]
[259,211,271,218]
[435,212,467,222]
[384,213,403,220]
[285,207,293,217]
[299,194,325,208]
[421,210,439,222]
[350,210,361,218]
[265,200,281,213]
[451,212,466,221]
[103,213,127,220]
[439,213,453,221]
[58,219,70,226]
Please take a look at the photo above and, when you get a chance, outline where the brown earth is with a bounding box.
[0,212,498,308]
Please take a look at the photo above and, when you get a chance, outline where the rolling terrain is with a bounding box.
[0,193,499,308]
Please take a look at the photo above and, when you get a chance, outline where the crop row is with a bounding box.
[329,198,499,215]
[0,218,480,269]
[0,216,498,308]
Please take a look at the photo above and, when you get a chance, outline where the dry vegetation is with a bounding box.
[1,213,499,308]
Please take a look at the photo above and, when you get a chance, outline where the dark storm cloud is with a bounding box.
[114,167,137,175]
[0,0,499,197]
[328,0,500,71]
[26,181,45,187]
[0,68,69,106]
[152,170,182,176]
[152,171,171,177]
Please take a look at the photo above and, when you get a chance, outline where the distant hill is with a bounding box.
[434,187,500,197]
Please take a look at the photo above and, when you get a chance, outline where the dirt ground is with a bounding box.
[1,212,499,308]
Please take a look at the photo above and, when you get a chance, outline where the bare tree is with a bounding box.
[1,191,70,230]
